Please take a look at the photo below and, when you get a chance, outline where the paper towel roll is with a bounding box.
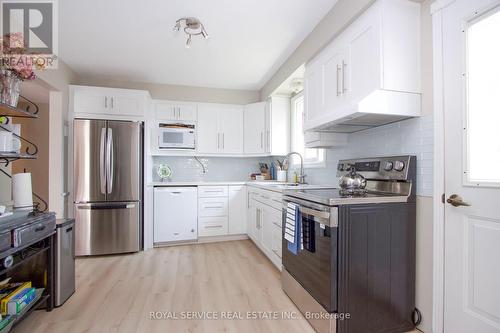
[12,173,33,210]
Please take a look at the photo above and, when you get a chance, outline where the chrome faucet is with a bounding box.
[283,152,306,184]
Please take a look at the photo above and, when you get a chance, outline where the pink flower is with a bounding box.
[0,33,39,80]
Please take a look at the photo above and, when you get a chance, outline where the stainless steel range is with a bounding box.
[281,156,417,333]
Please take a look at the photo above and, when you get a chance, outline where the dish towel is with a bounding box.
[285,203,301,255]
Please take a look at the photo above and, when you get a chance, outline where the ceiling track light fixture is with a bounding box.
[173,17,209,48]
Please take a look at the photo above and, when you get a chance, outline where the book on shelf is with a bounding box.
[7,287,36,315]
[0,315,13,330]
[0,282,32,315]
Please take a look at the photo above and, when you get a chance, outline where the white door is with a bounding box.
[345,7,381,103]
[303,60,321,130]
[228,186,247,234]
[261,206,274,255]
[319,43,345,114]
[155,102,177,121]
[197,105,218,153]
[178,104,197,122]
[438,1,500,332]
[73,89,108,114]
[218,106,244,154]
[109,92,144,117]
[244,102,266,154]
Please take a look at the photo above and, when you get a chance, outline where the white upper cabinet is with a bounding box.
[304,0,421,132]
[155,101,197,122]
[197,104,244,154]
[267,97,290,156]
[244,98,290,156]
[244,102,267,154]
[71,85,149,118]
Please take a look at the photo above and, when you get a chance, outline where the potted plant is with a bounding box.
[0,33,41,107]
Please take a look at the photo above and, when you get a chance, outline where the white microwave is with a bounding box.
[158,123,196,150]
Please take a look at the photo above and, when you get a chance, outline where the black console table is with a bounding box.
[0,211,56,332]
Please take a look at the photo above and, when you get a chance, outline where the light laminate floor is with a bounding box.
[14,240,421,333]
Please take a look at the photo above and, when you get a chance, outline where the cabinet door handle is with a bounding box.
[111,97,114,108]
[266,130,270,151]
[217,133,220,149]
[222,133,225,149]
[260,132,263,149]
[105,96,108,108]
[206,225,223,229]
[342,61,348,93]
[336,64,342,96]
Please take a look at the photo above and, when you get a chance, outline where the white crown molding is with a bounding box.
[430,0,457,14]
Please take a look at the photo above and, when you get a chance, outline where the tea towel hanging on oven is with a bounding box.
[285,202,302,255]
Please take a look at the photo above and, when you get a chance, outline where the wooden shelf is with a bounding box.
[0,102,38,119]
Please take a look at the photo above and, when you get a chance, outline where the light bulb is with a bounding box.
[186,35,192,48]
[201,29,209,39]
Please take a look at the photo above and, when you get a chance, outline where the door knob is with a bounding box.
[446,194,471,207]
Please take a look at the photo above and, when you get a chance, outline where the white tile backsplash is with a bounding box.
[303,115,434,197]
[152,156,271,183]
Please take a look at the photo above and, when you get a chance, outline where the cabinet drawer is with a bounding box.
[198,186,228,198]
[198,197,228,217]
[198,217,228,237]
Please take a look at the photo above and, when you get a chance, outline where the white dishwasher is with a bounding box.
[154,187,198,243]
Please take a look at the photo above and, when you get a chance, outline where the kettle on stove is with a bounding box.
[339,165,367,191]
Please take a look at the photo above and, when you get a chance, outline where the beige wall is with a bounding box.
[12,103,50,209]
[37,60,79,216]
[76,76,260,105]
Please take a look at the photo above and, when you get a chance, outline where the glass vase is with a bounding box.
[0,69,22,107]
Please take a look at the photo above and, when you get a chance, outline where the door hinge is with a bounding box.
[441,193,445,204]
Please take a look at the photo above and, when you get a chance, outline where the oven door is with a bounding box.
[282,197,339,313]
[158,127,195,149]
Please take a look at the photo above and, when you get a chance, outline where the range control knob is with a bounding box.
[337,163,344,171]
[394,161,405,172]
[383,161,394,171]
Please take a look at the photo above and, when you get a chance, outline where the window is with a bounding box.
[466,6,500,184]
[290,93,325,167]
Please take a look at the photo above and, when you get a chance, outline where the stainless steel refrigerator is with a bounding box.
[73,119,143,256]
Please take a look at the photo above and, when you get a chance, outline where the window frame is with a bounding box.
[463,4,500,187]
[290,92,326,168]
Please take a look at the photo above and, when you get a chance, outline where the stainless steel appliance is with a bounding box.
[158,123,196,150]
[282,156,417,333]
[55,218,75,306]
[74,119,143,256]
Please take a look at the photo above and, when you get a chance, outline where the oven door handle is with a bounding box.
[300,207,330,220]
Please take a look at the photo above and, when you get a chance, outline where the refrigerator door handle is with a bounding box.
[99,128,106,194]
[76,203,136,210]
[106,128,114,194]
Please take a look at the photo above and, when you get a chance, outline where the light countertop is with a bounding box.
[148,180,337,193]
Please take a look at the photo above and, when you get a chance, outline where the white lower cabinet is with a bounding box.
[198,217,228,237]
[247,187,283,270]
[154,187,198,243]
[198,185,247,237]
[228,186,247,234]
